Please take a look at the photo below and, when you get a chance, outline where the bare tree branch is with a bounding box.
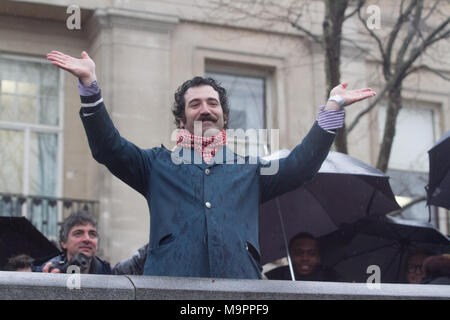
[340,35,378,60]
[422,0,443,23]
[347,69,404,132]
[405,64,450,80]
[394,0,423,69]
[206,0,450,167]
[416,25,450,52]
[289,12,323,44]
[344,0,366,20]
[385,0,420,73]
[349,1,450,133]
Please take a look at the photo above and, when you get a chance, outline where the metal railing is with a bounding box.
[0,192,99,241]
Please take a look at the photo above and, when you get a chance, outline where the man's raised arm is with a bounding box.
[46,51,152,196]
[260,82,376,202]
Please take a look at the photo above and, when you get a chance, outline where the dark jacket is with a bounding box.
[422,255,450,285]
[33,252,112,275]
[80,92,335,279]
[265,265,342,282]
[112,243,149,275]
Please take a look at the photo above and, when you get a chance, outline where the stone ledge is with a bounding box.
[128,275,450,300]
[1,271,449,300]
[0,271,135,300]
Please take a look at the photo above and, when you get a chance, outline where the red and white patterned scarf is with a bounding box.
[176,129,227,164]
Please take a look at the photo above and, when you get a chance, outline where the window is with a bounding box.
[378,104,438,222]
[206,63,273,157]
[205,71,266,131]
[0,54,62,238]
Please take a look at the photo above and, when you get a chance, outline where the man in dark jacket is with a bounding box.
[35,211,112,275]
[265,232,340,281]
[34,211,149,275]
[112,243,149,275]
[45,50,376,279]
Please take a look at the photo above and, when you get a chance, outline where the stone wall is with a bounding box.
[0,271,449,300]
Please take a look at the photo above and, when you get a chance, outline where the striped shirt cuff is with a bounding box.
[317,105,345,132]
[80,90,103,116]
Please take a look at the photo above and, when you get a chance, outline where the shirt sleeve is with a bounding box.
[317,105,345,133]
[78,78,100,96]
[78,79,103,116]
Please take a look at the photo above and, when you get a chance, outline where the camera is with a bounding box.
[49,252,90,273]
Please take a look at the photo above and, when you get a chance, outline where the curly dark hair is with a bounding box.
[172,76,230,129]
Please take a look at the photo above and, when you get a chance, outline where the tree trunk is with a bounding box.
[323,0,349,153]
[376,85,403,172]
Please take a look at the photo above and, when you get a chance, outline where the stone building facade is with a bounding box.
[0,0,448,264]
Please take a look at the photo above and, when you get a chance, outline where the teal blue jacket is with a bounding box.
[80,93,335,279]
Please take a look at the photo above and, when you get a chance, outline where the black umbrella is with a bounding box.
[318,216,450,283]
[0,216,59,269]
[426,130,450,210]
[259,151,400,270]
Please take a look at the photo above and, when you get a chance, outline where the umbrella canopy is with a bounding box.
[318,216,450,283]
[259,151,400,265]
[426,130,450,210]
[0,216,59,269]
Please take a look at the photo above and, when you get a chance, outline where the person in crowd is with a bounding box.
[35,211,112,275]
[5,254,34,272]
[403,250,430,284]
[46,50,376,279]
[34,210,148,276]
[265,232,341,281]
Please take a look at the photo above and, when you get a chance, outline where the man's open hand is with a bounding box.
[325,82,376,110]
[46,51,97,86]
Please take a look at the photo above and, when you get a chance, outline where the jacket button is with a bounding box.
[205,169,210,175]
[205,202,212,208]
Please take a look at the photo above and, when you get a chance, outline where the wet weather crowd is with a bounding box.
[3,210,449,285]
[2,50,449,287]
